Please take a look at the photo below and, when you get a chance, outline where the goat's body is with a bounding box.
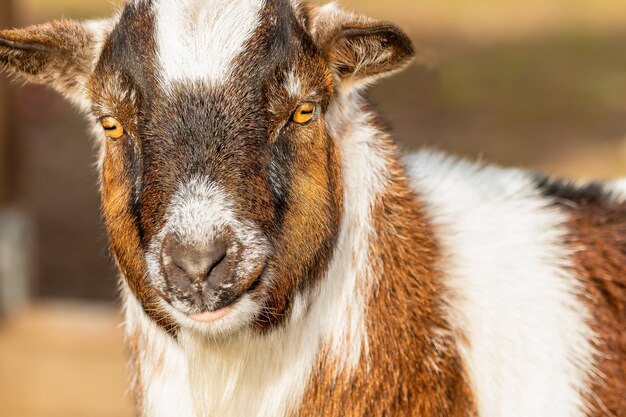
[124,100,626,416]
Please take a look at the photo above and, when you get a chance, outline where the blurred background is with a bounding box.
[1,0,626,415]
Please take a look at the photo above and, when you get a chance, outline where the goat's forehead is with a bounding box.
[111,0,302,88]
[154,0,264,85]
[96,0,318,117]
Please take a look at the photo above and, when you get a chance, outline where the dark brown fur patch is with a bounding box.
[92,2,177,339]
[538,178,626,416]
[296,133,475,416]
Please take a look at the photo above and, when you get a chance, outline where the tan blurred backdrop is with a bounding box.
[1,0,625,416]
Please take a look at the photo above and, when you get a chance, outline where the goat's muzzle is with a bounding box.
[160,231,242,316]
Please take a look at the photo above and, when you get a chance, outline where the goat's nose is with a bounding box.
[162,234,232,292]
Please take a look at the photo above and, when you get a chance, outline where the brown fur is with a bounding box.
[556,193,626,416]
[100,138,176,327]
[92,2,178,338]
[126,327,146,415]
[254,17,344,327]
[297,128,475,417]
[305,4,414,83]
[0,20,100,100]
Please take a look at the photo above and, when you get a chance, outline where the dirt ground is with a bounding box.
[0,304,132,417]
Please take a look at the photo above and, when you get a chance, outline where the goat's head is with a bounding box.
[0,0,414,337]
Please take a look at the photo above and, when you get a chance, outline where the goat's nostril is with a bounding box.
[174,245,226,284]
[162,235,232,290]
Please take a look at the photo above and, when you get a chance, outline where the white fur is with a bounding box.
[284,70,303,98]
[318,90,388,366]
[128,90,387,417]
[122,284,195,417]
[404,150,596,417]
[154,0,265,87]
[610,179,626,201]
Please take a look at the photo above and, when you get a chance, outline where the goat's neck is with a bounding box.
[295,90,474,415]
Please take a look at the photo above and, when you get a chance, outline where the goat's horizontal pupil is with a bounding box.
[101,117,124,139]
[293,105,315,124]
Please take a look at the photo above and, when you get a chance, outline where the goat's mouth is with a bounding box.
[155,262,268,334]
[162,252,262,299]
[144,235,270,335]
[175,265,266,319]
[188,307,232,323]
[159,293,264,337]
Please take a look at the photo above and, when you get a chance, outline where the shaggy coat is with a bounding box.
[1,1,625,416]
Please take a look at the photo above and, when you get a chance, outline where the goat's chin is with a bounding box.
[158,295,262,339]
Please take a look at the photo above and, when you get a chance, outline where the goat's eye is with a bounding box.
[292,103,316,124]
[101,117,125,139]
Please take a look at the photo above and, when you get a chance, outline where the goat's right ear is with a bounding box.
[304,4,415,89]
[0,19,112,108]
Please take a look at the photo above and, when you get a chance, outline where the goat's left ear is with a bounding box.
[0,19,111,108]
[306,4,415,87]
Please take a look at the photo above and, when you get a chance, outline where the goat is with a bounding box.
[1,1,625,416]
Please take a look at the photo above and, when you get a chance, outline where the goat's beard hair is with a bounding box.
[180,330,250,416]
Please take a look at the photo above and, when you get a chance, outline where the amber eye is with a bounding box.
[292,103,316,124]
[101,117,125,139]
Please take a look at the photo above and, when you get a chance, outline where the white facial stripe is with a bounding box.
[404,150,596,417]
[166,178,238,247]
[154,0,265,86]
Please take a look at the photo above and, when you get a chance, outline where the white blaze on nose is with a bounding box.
[154,0,266,86]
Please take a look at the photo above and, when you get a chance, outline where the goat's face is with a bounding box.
[0,0,413,337]
[92,1,345,336]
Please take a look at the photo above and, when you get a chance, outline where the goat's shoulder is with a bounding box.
[402,150,603,416]
[402,149,557,220]
[402,149,625,295]
[401,149,577,285]
[402,148,626,308]
[538,175,626,305]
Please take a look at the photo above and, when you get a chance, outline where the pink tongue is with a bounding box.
[189,308,231,323]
